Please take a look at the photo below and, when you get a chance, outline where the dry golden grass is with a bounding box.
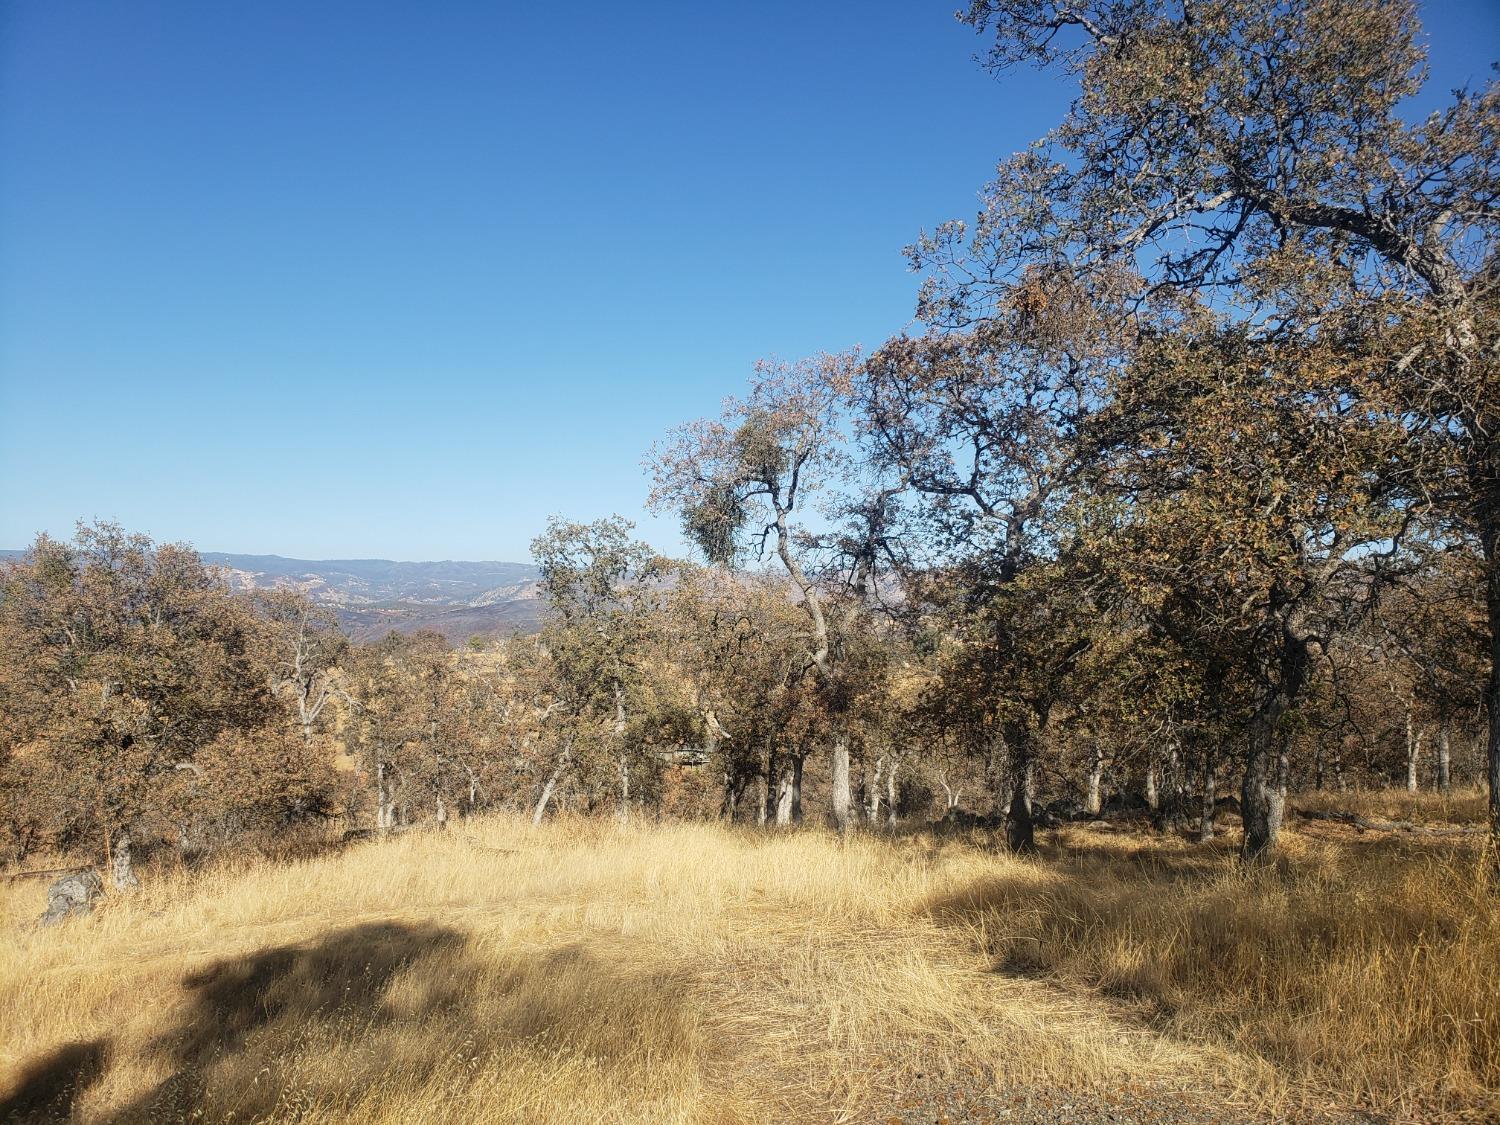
[1294,784,1489,826]
[0,805,1495,1123]
[934,821,1499,1122]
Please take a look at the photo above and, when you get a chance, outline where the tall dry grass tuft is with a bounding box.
[927,825,1500,1121]
[0,808,1494,1122]
[1294,784,1489,826]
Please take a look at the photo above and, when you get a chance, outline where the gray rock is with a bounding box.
[40,871,104,926]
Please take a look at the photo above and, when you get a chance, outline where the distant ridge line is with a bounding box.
[2,548,545,642]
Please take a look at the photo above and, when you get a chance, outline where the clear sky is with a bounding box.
[3,1,1496,561]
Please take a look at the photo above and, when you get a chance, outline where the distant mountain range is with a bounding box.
[1,549,545,643]
[201,554,546,642]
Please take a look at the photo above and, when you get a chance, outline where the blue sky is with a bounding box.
[2,1,1496,561]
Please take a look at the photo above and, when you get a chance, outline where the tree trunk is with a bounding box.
[865,753,884,825]
[886,757,899,829]
[702,715,727,819]
[1477,421,1500,859]
[1003,729,1036,853]
[111,831,139,891]
[1152,742,1186,833]
[618,752,631,826]
[774,759,795,827]
[1406,708,1421,795]
[1144,760,1158,811]
[435,794,448,831]
[1480,496,1500,857]
[1005,777,1034,853]
[1085,745,1104,816]
[614,680,630,826]
[722,763,738,822]
[1437,725,1452,794]
[1242,704,1292,862]
[533,742,571,826]
[790,753,804,824]
[1199,752,1216,843]
[762,746,778,826]
[176,822,202,863]
[1274,738,1289,825]
[939,773,961,812]
[831,733,852,833]
[376,762,393,832]
[985,732,1008,819]
[1241,625,1308,862]
[1488,555,1500,855]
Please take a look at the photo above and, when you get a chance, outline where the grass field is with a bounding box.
[0,796,1495,1123]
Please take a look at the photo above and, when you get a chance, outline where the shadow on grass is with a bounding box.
[109,920,469,1122]
[922,830,1471,1003]
[0,1038,108,1123]
[1041,838,1238,883]
[4,920,692,1123]
[921,851,1291,1020]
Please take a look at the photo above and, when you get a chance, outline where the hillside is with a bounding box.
[200,553,546,642]
[2,550,545,643]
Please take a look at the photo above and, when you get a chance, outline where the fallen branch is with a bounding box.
[5,865,95,882]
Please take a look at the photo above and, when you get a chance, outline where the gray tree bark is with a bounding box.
[111,831,139,891]
[1477,422,1500,860]
[533,742,571,826]
[1085,745,1104,816]
[614,681,630,826]
[376,762,394,832]
[1241,628,1308,862]
[1437,725,1452,794]
[722,765,738,822]
[1241,722,1279,861]
[984,733,1007,819]
[774,761,795,827]
[1004,733,1036,854]
[1199,753,1216,842]
[865,753,884,825]
[1242,717,1293,862]
[831,734,852,833]
[1273,741,1289,828]
[1406,708,1422,795]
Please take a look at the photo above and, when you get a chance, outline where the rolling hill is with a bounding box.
[1,549,545,643]
[199,553,545,641]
